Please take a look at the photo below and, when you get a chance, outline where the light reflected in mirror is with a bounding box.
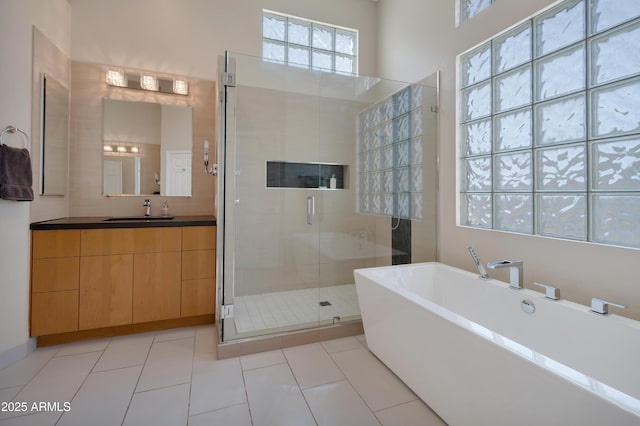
[102,99,193,196]
[40,74,70,195]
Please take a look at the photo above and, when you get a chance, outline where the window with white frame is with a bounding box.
[459,0,640,249]
[262,10,358,74]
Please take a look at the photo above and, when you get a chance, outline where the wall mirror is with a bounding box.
[40,73,70,195]
[102,99,193,196]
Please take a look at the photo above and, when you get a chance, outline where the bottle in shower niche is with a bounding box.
[329,174,337,189]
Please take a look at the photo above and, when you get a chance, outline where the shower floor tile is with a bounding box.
[233,284,361,335]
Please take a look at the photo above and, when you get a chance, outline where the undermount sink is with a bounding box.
[104,216,175,221]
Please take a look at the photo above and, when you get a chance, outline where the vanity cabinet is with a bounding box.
[30,221,216,339]
[30,230,80,336]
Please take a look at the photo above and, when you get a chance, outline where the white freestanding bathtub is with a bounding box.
[354,262,640,426]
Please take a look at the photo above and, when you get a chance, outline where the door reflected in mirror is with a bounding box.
[102,99,193,196]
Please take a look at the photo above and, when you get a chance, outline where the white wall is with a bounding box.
[378,0,640,321]
[67,0,379,79]
[0,0,71,368]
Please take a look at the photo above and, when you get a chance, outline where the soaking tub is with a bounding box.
[354,262,640,426]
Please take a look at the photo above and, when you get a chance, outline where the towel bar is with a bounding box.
[0,125,29,149]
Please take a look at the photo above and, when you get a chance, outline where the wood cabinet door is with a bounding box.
[181,278,215,317]
[79,255,133,330]
[133,251,181,323]
[31,291,78,336]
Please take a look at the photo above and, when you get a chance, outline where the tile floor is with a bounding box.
[0,325,446,425]
[233,284,361,335]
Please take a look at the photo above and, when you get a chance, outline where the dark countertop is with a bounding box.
[30,215,216,230]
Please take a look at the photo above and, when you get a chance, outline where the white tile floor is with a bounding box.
[0,325,447,426]
[233,284,361,335]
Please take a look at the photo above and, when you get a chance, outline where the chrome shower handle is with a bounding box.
[307,196,315,225]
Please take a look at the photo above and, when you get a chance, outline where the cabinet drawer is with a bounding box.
[32,230,80,258]
[182,226,216,251]
[31,290,78,336]
[134,228,182,253]
[32,257,79,293]
[182,250,215,280]
[81,229,135,255]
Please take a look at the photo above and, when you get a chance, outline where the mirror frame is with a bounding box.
[40,73,70,196]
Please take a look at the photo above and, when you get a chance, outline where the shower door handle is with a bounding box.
[307,196,315,225]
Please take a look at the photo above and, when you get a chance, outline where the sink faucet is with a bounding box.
[143,199,151,217]
[487,260,523,289]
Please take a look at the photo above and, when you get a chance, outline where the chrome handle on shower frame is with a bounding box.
[307,196,315,225]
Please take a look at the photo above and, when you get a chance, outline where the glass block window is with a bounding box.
[459,0,496,25]
[263,10,358,74]
[357,86,424,219]
[459,0,640,249]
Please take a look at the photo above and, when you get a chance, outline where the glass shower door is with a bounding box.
[220,52,324,341]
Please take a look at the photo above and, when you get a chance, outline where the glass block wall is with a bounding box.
[459,0,640,249]
[459,0,495,24]
[358,85,424,220]
[263,10,358,74]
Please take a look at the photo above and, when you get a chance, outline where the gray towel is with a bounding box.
[0,144,34,201]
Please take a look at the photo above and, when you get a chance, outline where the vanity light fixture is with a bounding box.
[105,67,188,96]
[173,78,189,95]
[106,69,128,87]
[130,146,139,153]
[140,73,159,91]
[103,145,113,152]
[117,146,127,153]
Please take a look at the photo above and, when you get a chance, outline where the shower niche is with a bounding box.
[266,161,348,189]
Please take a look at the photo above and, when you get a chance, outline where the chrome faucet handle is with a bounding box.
[591,298,626,315]
[532,282,560,300]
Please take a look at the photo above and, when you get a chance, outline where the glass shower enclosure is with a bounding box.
[217,52,438,343]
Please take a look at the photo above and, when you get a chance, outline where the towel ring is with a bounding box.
[0,125,30,149]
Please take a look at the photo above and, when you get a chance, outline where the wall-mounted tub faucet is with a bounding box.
[487,260,523,289]
[143,199,151,217]
[591,298,626,315]
[468,246,489,279]
[532,282,560,300]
